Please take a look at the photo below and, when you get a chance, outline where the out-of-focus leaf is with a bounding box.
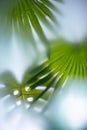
[0,65,55,111]
[1,0,62,45]
[0,38,87,112]
[49,39,87,84]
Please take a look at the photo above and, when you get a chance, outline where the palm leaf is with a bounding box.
[24,38,87,106]
[50,39,87,79]
[0,38,87,112]
[1,0,62,44]
[0,65,55,111]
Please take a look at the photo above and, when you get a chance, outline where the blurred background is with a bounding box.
[0,0,87,130]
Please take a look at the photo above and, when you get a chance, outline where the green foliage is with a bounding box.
[0,0,87,114]
[0,0,63,112]
[0,38,87,111]
[49,39,87,83]
[1,0,62,44]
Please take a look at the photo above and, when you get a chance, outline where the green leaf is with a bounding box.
[0,65,55,111]
[0,38,87,112]
[2,0,61,44]
[50,39,87,79]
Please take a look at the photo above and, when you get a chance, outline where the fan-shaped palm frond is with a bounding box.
[0,0,63,113]
[49,39,87,84]
[0,39,87,112]
[25,39,87,103]
[1,0,62,44]
[0,65,55,112]
[24,38,87,103]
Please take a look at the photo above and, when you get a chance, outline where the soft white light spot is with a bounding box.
[13,90,19,96]
[25,86,30,91]
[35,86,46,90]
[16,100,22,106]
[27,97,34,102]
